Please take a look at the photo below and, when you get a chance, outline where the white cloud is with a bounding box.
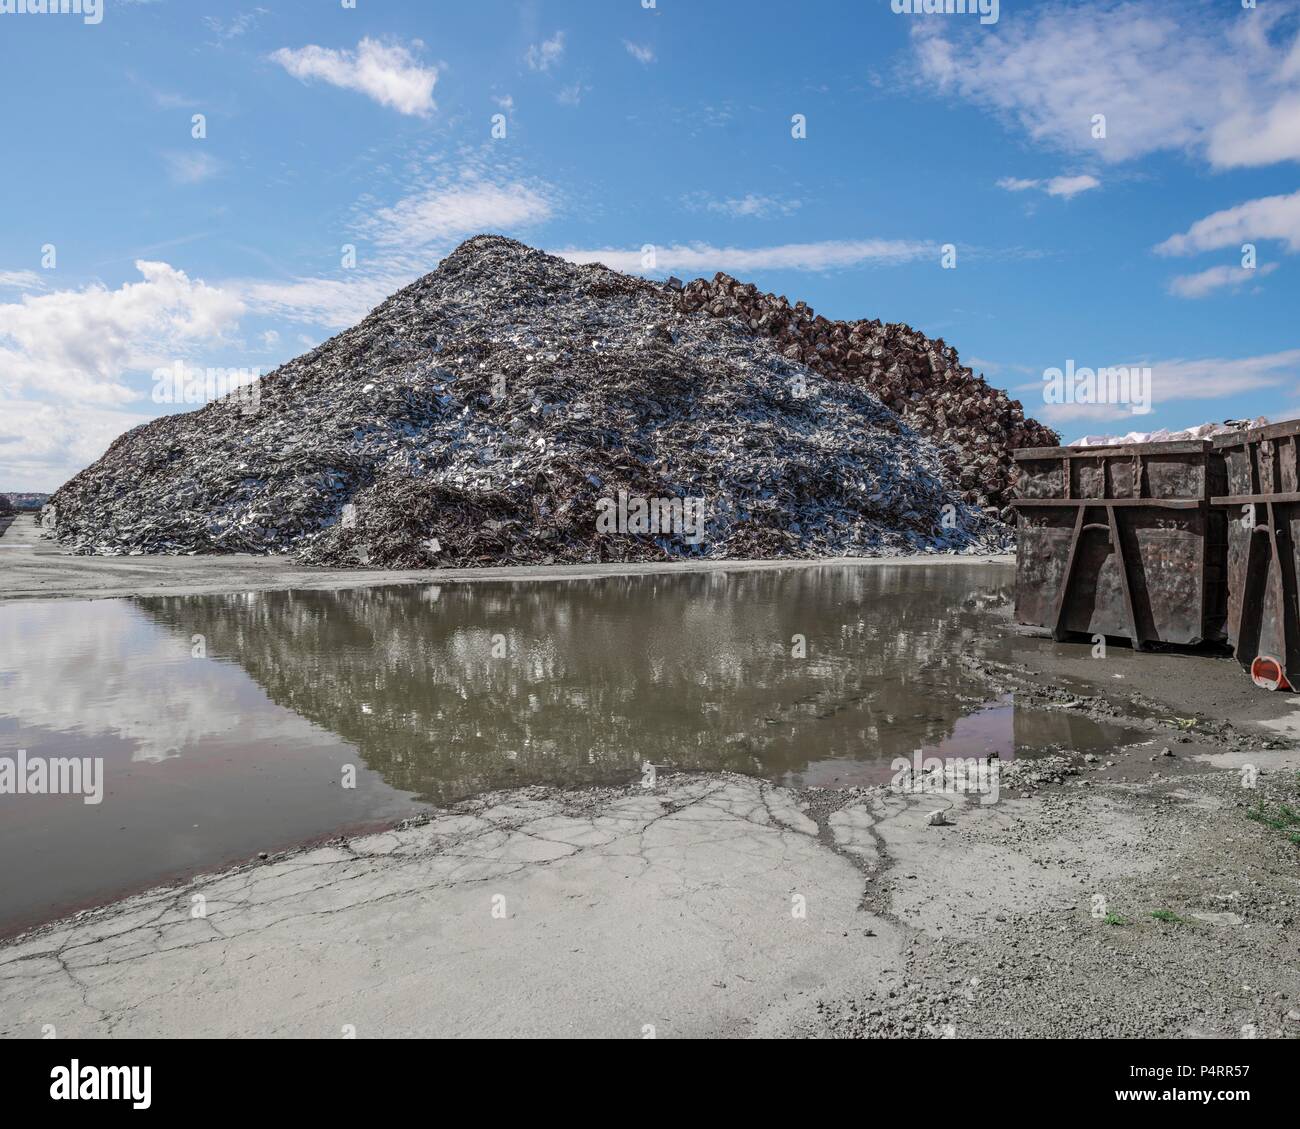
[997,174,1100,199]
[1156,189,1300,256]
[1024,349,1300,424]
[0,261,245,404]
[271,37,438,117]
[0,398,153,492]
[237,272,409,331]
[0,270,46,293]
[1209,93,1300,170]
[1045,175,1100,199]
[683,192,802,219]
[556,239,934,275]
[237,167,558,331]
[1167,262,1279,299]
[359,179,555,250]
[526,32,565,72]
[164,150,221,185]
[624,40,655,64]
[556,82,587,106]
[912,2,1300,169]
[203,10,265,43]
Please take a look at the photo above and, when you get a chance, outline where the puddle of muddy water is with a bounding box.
[0,562,1144,933]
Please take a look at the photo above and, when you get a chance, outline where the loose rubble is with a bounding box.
[48,236,1012,566]
[675,273,1059,519]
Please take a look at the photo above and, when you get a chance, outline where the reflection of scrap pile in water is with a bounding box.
[134,567,1118,804]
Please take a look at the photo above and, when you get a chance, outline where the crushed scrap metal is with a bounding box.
[674,273,1059,519]
[48,236,1033,567]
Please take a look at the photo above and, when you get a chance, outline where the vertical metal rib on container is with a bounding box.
[1212,422,1300,689]
[1011,441,1227,649]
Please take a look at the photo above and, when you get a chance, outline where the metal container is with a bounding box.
[1211,423,1300,689]
[1012,441,1227,648]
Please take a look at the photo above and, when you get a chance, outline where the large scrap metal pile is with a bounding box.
[48,236,1048,566]
[676,274,1058,518]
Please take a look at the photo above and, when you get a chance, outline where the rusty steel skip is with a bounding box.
[1212,423,1300,691]
[1011,440,1228,650]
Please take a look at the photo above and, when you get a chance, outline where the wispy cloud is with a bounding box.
[911,1,1300,169]
[624,40,655,65]
[270,37,438,117]
[125,72,199,111]
[203,9,266,44]
[1156,189,1300,256]
[556,239,935,275]
[526,32,566,73]
[967,357,1039,379]
[1168,262,1278,299]
[682,192,802,219]
[242,163,559,330]
[0,271,46,293]
[556,82,587,106]
[164,150,221,185]
[997,174,1100,199]
[236,273,408,331]
[358,179,555,250]
[1022,349,1300,424]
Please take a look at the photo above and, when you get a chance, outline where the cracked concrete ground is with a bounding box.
[0,775,902,1039]
[3,748,1298,1039]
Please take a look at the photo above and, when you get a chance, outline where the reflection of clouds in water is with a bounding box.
[0,600,337,763]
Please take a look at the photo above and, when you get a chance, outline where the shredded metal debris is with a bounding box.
[676,272,1059,519]
[48,236,1024,566]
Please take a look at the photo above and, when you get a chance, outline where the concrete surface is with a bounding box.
[4,744,1299,1038]
[0,775,901,1038]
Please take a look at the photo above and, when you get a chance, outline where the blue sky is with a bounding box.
[2,0,1299,490]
